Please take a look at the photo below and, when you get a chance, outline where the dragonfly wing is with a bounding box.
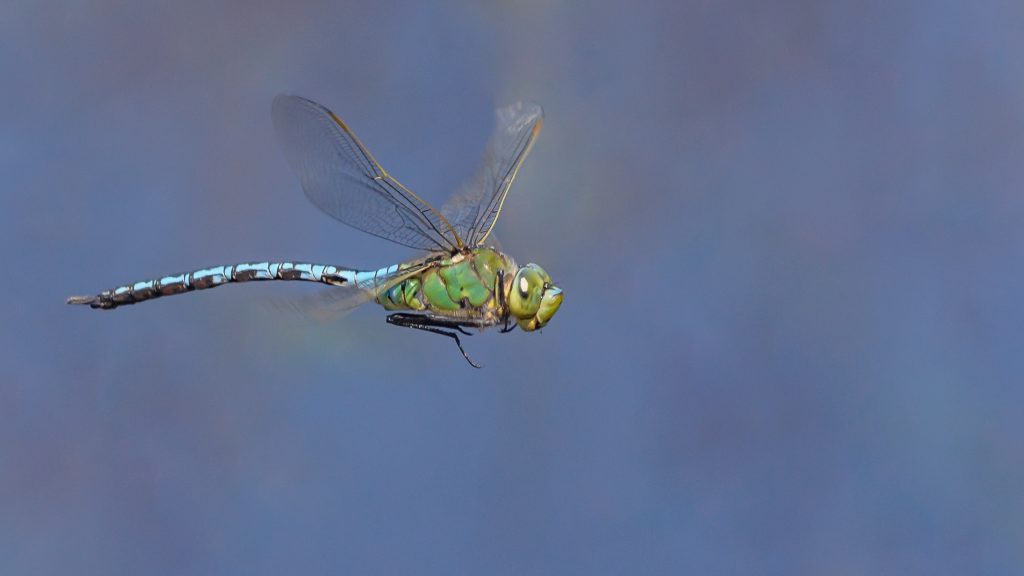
[272,95,463,252]
[267,282,377,322]
[267,259,433,322]
[441,101,543,247]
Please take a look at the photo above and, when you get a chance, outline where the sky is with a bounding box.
[3,1,1024,574]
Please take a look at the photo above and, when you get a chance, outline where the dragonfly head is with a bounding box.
[509,263,563,332]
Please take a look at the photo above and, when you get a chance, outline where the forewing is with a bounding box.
[272,95,462,251]
[442,101,543,247]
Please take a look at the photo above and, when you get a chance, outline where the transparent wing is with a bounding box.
[272,95,464,251]
[441,101,543,247]
[266,260,433,322]
[266,282,377,323]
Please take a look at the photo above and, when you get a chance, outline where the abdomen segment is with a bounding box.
[67,262,359,310]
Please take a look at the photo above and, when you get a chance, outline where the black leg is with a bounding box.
[497,269,515,333]
[387,313,482,368]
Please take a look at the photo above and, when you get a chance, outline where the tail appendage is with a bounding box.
[67,262,361,310]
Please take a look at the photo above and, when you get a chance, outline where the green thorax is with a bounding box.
[377,247,515,321]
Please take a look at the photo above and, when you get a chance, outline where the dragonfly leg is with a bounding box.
[497,269,515,333]
[386,313,482,368]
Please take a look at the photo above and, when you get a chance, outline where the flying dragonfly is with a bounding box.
[68,95,563,367]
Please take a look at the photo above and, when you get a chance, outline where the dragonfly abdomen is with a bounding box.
[67,261,358,310]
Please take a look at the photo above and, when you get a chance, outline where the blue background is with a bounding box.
[3,1,1024,574]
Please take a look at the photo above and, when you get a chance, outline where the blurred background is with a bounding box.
[3,1,1024,574]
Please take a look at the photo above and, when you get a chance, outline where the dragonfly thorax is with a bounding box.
[375,248,562,332]
[377,248,510,323]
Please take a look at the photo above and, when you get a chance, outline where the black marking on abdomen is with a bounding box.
[68,261,356,310]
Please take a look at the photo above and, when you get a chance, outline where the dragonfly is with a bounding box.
[67,95,563,367]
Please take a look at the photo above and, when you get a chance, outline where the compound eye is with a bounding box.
[519,276,530,296]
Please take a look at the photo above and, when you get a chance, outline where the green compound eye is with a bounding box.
[509,265,545,319]
[508,264,562,331]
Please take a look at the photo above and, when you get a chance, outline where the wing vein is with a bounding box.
[273,94,464,251]
[440,101,544,248]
